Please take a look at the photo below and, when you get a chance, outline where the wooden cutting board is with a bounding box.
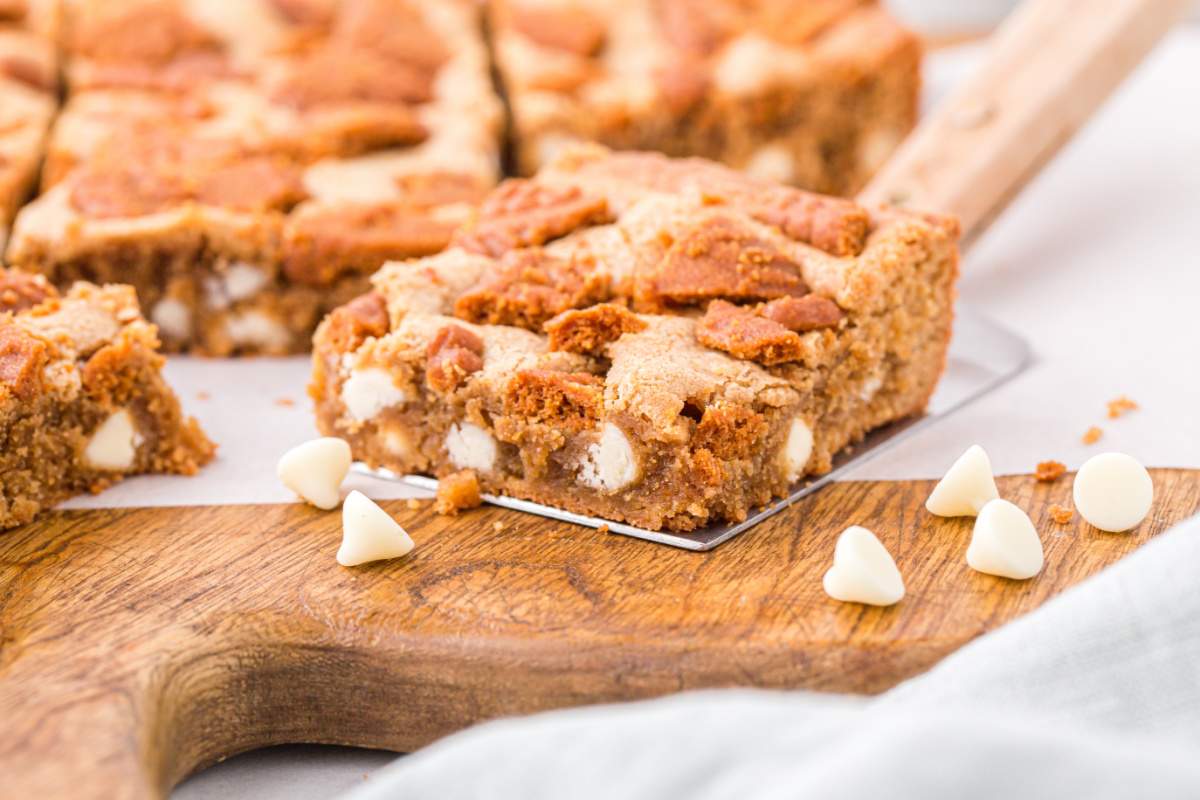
[1,469,1197,798]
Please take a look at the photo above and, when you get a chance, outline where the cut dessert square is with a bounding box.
[490,0,921,195]
[5,0,502,355]
[0,267,214,530]
[0,0,59,251]
[311,146,959,531]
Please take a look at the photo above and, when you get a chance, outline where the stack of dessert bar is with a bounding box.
[2,1,949,534]
[491,0,921,195]
[0,0,59,251]
[6,0,501,354]
[2,0,922,355]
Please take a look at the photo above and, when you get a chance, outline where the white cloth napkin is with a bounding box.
[340,512,1200,800]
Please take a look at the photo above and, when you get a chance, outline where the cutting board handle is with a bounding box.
[858,0,1192,247]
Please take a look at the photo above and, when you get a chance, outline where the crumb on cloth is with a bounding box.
[1036,460,1067,482]
[1082,426,1103,445]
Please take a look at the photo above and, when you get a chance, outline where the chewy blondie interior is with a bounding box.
[5,0,502,355]
[491,0,920,195]
[311,146,958,531]
[0,267,214,530]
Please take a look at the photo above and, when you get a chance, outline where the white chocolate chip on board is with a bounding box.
[822,525,905,606]
[445,422,497,473]
[578,422,639,492]
[926,444,999,517]
[967,499,1045,580]
[83,409,141,471]
[342,368,408,421]
[337,491,415,567]
[1073,452,1154,532]
[277,437,352,510]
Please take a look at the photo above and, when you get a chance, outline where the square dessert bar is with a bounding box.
[491,0,921,195]
[0,0,59,251]
[5,0,501,355]
[311,146,958,531]
[0,267,214,530]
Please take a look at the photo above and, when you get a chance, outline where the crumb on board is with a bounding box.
[493,520,506,532]
[1036,460,1067,482]
[1107,395,1139,419]
[406,498,423,510]
[597,523,610,534]
[1049,504,1074,524]
[1082,426,1103,445]
[275,397,296,407]
[435,469,482,515]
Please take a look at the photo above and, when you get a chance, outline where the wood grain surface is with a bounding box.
[1,470,1196,799]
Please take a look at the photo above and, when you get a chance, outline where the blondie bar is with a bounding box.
[5,0,502,355]
[310,146,958,531]
[491,0,920,195]
[0,0,58,250]
[0,267,214,530]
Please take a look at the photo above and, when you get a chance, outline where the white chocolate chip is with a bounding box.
[445,422,497,473]
[781,417,814,483]
[222,262,270,302]
[337,490,415,566]
[383,427,413,458]
[967,499,1044,580]
[341,368,408,421]
[224,310,291,350]
[822,525,905,606]
[276,437,352,510]
[925,445,999,517]
[204,263,270,310]
[1073,452,1154,532]
[84,409,141,471]
[743,142,795,184]
[858,375,884,402]
[578,422,639,492]
[150,298,192,341]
